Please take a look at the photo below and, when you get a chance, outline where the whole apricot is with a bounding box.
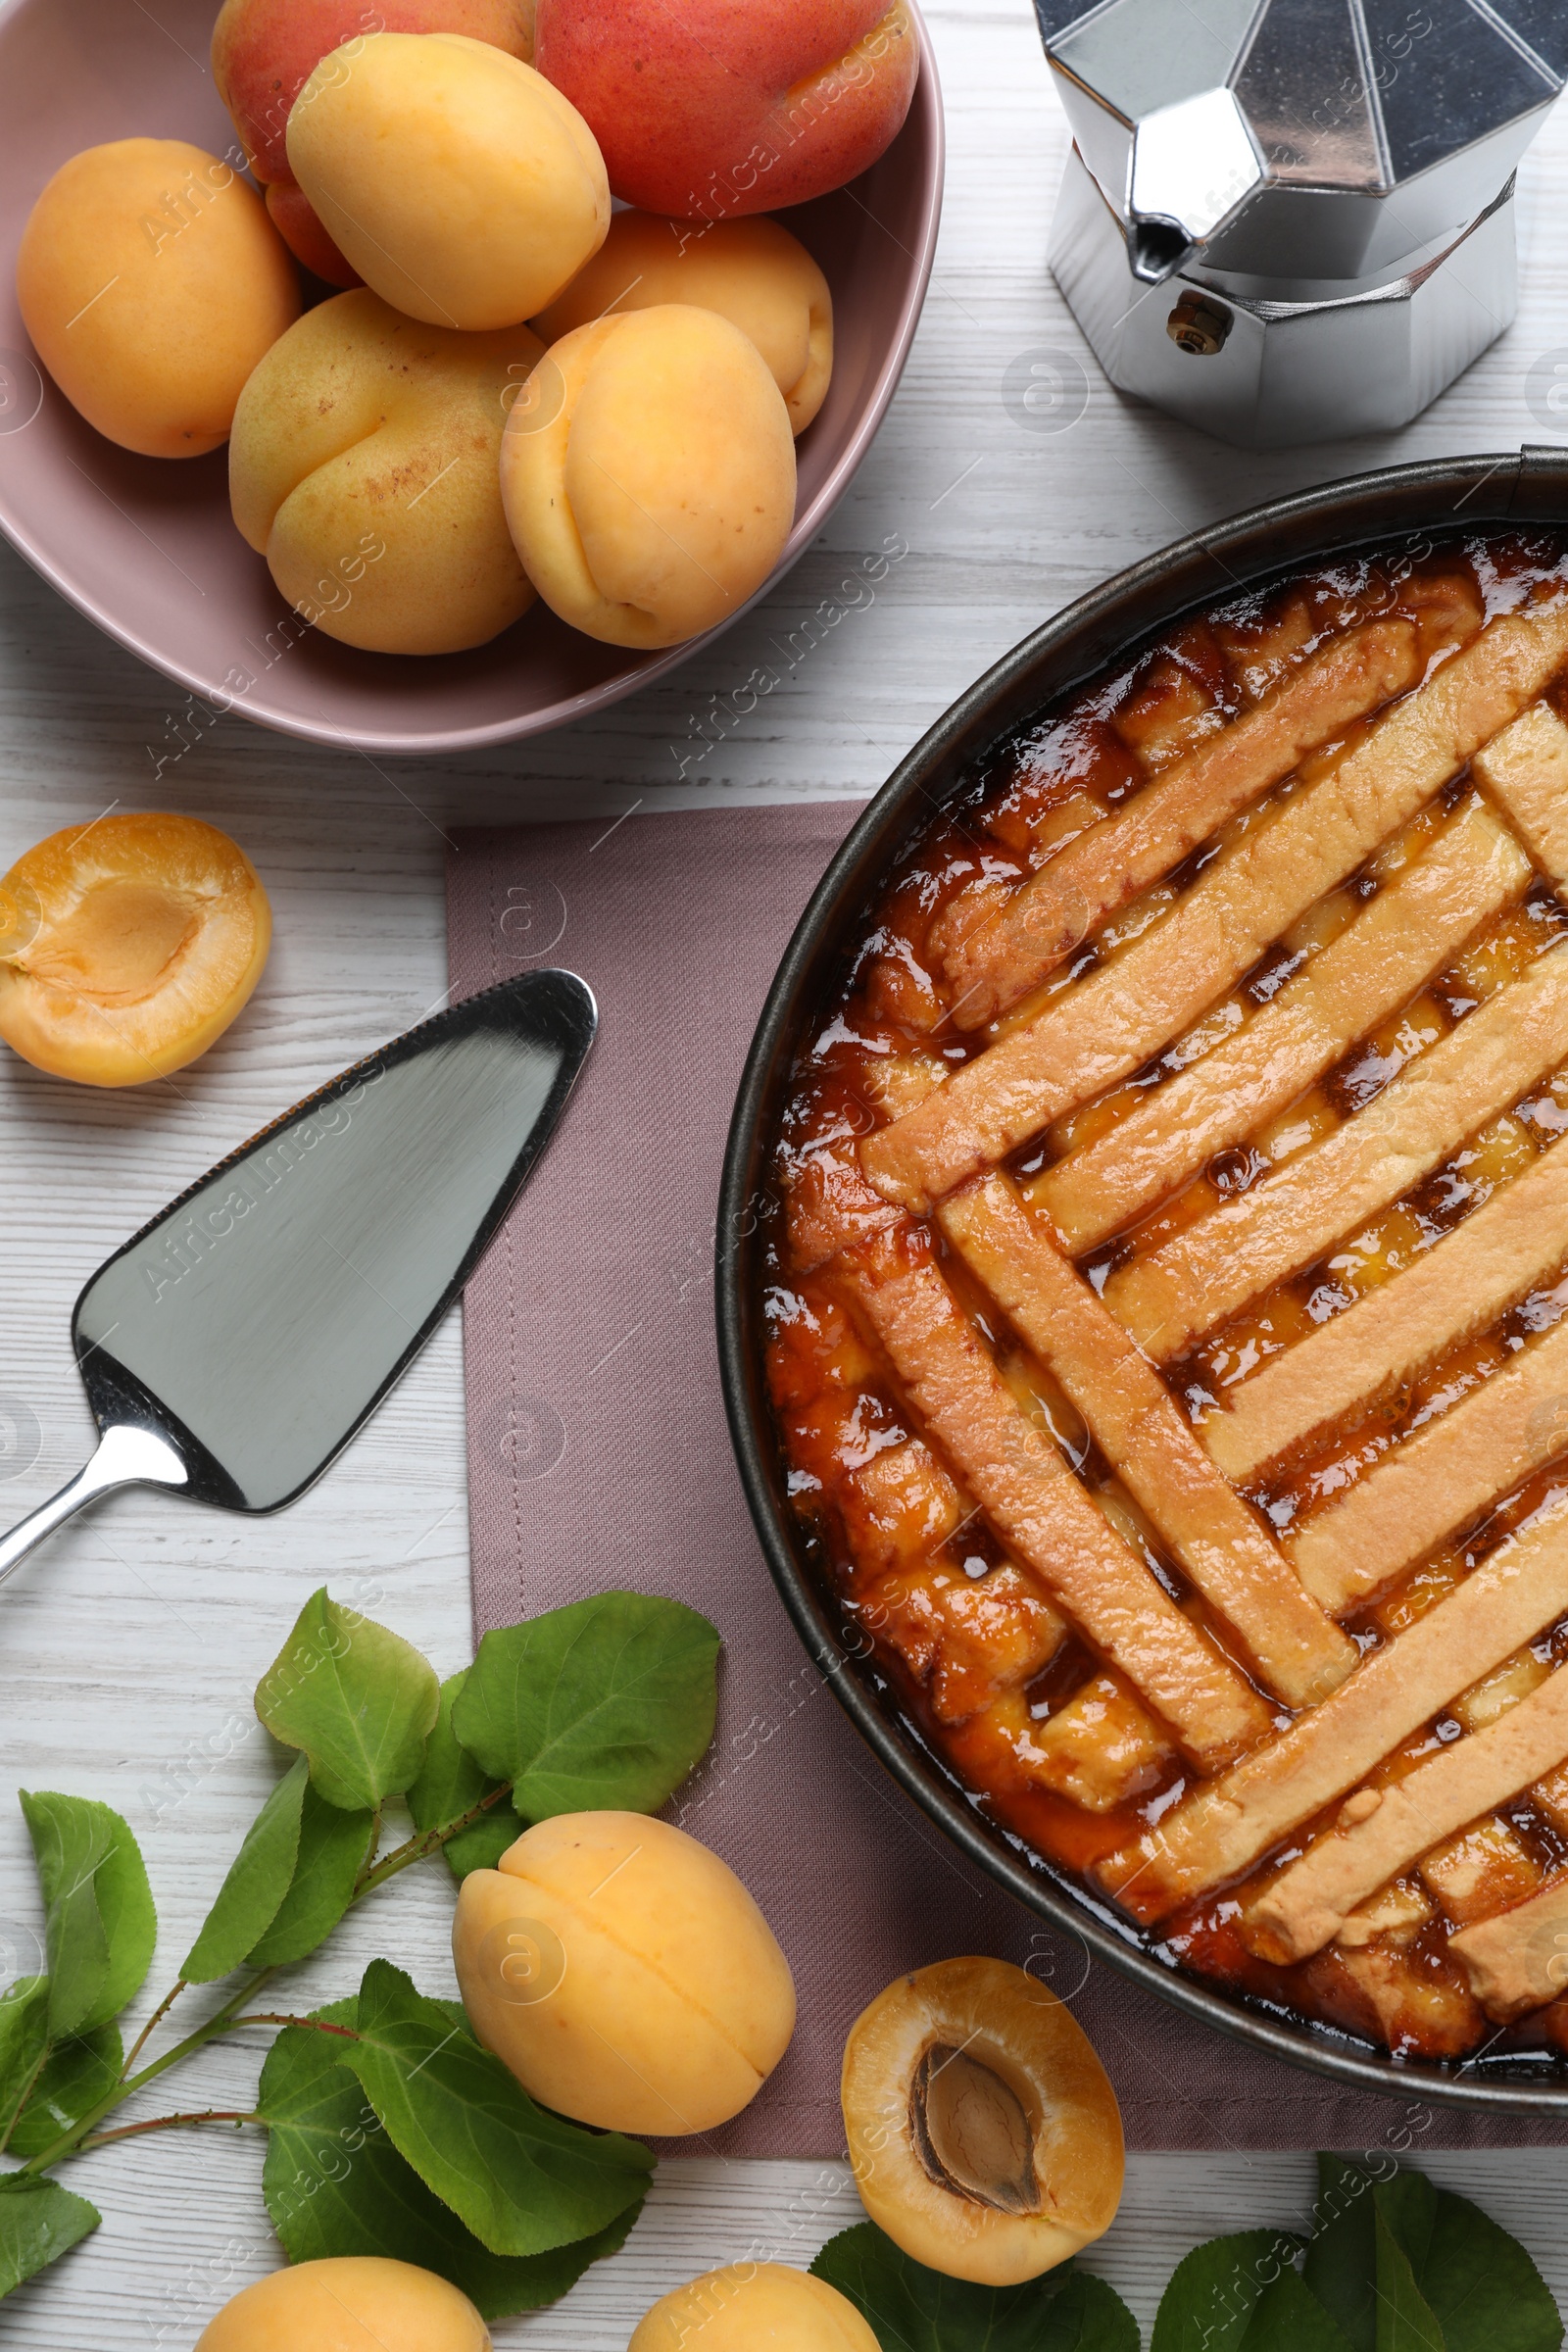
[16,140,299,458]
[535,0,919,217]
[452,1812,796,2135]
[196,2257,488,2349]
[629,2264,879,2352]
[841,1957,1124,2285]
[286,31,608,328]
[212,0,536,284]
[500,305,796,650]
[0,815,270,1089]
[532,212,833,434]
[230,290,541,655]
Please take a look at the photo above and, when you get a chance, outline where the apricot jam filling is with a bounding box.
[764,532,1568,2065]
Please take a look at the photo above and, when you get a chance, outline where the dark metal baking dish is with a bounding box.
[717,445,1568,2113]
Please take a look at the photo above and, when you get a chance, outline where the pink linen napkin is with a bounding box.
[448,800,1568,2154]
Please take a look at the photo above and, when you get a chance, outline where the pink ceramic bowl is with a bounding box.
[0,1,942,755]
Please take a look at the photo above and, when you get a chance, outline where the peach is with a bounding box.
[196,2257,488,2350]
[452,1812,796,2134]
[15,140,298,459]
[0,815,271,1089]
[501,305,796,650]
[532,211,833,435]
[286,31,608,328]
[230,290,541,655]
[212,0,536,284]
[629,2266,879,2352]
[534,0,918,218]
[840,1957,1124,2285]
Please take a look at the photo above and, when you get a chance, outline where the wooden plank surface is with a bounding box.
[2,0,1568,2337]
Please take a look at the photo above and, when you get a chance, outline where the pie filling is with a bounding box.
[763,532,1568,2067]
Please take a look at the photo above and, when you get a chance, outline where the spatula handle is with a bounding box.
[0,1424,189,1591]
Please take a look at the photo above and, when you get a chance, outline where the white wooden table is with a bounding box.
[3,3,1568,2340]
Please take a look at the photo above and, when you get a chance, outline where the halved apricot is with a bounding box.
[0,814,270,1087]
[840,1956,1124,2284]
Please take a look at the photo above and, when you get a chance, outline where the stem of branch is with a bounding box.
[78,2109,259,2152]
[121,1980,188,2081]
[353,1805,383,1896]
[353,1780,514,1903]
[227,2015,360,2039]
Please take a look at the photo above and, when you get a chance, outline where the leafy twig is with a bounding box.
[17,1970,276,2177]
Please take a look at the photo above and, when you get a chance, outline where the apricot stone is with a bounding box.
[500,304,796,650]
[212,0,536,284]
[287,31,608,328]
[532,212,834,434]
[16,140,299,458]
[230,289,541,655]
[841,1956,1124,2284]
[452,1812,796,2134]
[196,2257,488,2350]
[0,814,270,1089]
[629,2264,880,2352]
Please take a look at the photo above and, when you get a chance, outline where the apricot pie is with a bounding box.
[767,534,1568,2063]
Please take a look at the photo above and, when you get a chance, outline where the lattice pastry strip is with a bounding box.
[943,617,1422,1031]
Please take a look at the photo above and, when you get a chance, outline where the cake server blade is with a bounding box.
[0,969,596,1592]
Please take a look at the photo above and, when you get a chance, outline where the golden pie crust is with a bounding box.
[765,535,1568,2063]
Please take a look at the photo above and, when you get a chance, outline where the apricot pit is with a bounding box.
[840,1955,1124,2284]
[0,815,270,1088]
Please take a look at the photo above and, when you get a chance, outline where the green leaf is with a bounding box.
[19,1793,156,2038]
[1301,2158,1559,2352]
[0,1981,49,2152]
[408,1675,516,1881]
[1400,2185,1560,2352]
[1304,2157,1383,2352]
[257,2000,641,2322]
[1151,2232,1348,2352]
[1250,2272,1360,2352]
[256,1590,440,1812]
[0,2174,99,2296]
[182,1756,309,1984]
[5,2024,122,2162]
[340,1960,652,2258]
[452,1592,720,1821]
[243,1782,374,1970]
[810,2221,1139,2352]
[1373,2206,1445,2352]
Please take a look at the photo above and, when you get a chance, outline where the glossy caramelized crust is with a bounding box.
[765,537,1568,2064]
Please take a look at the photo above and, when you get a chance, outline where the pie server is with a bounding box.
[0,970,596,1592]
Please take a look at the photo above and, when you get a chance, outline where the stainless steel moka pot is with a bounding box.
[1037,0,1566,449]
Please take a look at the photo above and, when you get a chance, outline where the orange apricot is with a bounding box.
[0,814,270,1088]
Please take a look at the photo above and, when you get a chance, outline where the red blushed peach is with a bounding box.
[212,0,535,283]
[533,0,918,219]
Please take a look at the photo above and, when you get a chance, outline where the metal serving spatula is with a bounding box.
[0,970,596,1592]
